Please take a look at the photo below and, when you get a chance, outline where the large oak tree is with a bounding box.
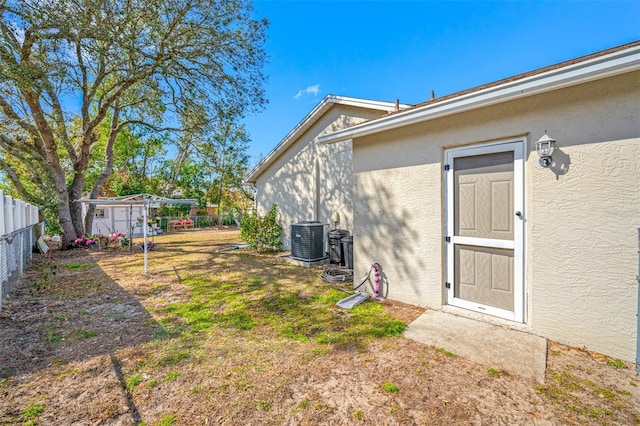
[0,0,267,247]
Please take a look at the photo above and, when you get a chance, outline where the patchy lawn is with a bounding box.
[0,228,638,425]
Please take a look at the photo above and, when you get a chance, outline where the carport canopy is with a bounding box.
[76,194,197,274]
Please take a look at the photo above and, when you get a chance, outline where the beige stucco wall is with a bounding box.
[254,105,388,250]
[352,70,640,361]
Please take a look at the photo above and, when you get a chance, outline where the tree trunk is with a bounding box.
[53,180,78,249]
[57,204,78,249]
[84,107,120,235]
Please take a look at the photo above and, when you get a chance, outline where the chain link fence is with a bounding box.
[0,225,36,310]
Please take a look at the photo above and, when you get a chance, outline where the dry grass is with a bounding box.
[0,228,638,425]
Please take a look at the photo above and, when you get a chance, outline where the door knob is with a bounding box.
[515,211,523,218]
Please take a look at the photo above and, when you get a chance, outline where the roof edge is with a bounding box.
[245,95,410,183]
[319,41,640,145]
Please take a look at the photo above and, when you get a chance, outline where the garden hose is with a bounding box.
[320,269,354,283]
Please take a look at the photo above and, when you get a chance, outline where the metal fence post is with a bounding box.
[0,191,3,311]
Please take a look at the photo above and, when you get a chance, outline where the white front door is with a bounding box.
[445,139,525,322]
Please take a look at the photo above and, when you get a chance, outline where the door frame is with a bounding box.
[444,138,525,322]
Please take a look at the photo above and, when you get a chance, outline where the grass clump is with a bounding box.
[435,347,455,357]
[606,358,626,369]
[74,329,97,340]
[63,262,95,271]
[380,381,400,393]
[22,403,44,419]
[585,380,617,400]
[487,367,501,378]
[164,371,181,382]
[352,409,364,420]
[255,400,271,411]
[155,414,176,425]
[33,262,57,292]
[125,375,143,392]
[43,326,62,344]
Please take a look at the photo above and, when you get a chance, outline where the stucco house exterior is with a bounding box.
[246,95,407,251]
[319,41,640,362]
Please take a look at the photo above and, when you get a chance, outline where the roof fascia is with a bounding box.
[77,197,197,207]
[245,95,407,183]
[318,45,640,145]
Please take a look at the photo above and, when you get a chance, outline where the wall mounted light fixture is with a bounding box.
[535,131,556,167]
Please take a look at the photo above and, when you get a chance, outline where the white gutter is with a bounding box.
[319,45,640,144]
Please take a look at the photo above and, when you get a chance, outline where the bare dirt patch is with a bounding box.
[0,228,638,425]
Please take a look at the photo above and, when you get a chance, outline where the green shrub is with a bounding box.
[240,204,282,252]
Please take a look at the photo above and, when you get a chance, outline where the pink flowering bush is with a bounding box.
[107,232,129,248]
[73,235,96,247]
[72,232,130,249]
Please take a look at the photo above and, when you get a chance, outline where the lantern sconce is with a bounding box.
[535,131,556,167]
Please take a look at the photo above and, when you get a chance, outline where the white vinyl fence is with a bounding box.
[0,190,40,311]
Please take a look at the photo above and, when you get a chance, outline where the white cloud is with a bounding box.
[294,84,320,100]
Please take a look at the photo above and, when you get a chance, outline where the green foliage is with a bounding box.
[43,325,62,344]
[380,381,399,393]
[44,218,62,236]
[74,329,97,340]
[352,409,364,420]
[64,263,94,271]
[33,261,57,292]
[240,204,282,252]
[156,414,177,426]
[164,371,181,382]
[0,0,267,242]
[160,204,191,218]
[606,358,626,369]
[22,403,44,420]
[487,367,501,378]
[435,347,456,357]
[125,375,143,392]
[255,400,271,411]
[159,268,407,351]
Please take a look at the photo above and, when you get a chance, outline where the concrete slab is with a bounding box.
[286,257,329,268]
[404,310,547,382]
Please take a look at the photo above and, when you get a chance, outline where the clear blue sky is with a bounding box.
[243,0,640,164]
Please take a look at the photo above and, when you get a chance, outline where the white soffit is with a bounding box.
[318,44,640,144]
